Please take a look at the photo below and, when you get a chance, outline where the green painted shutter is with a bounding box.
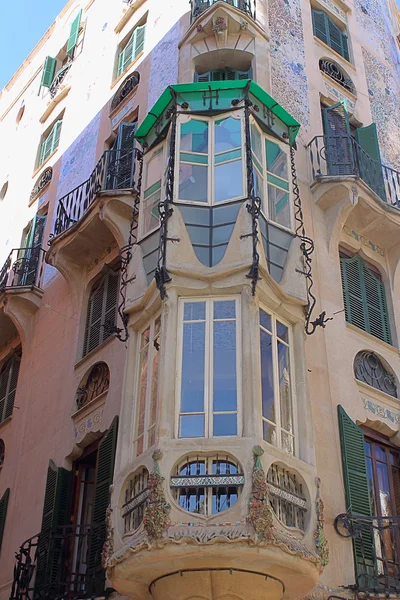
[340,254,366,332]
[312,9,328,45]
[103,271,119,340]
[362,261,391,344]
[356,124,386,201]
[0,352,21,423]
[35,461,72,596]
[337,406,374,586]
[195,68,252,83]
[87,417,119,596]
[40,56,57,88]
[327,17,349,60]
[117,48,125,78]
[0,488,10,553]
[322,101,354,175]
[66,9,82,58]
[134,24,146,58]
[39,120,62,166]
[51,120,62,153]
[83,278,106,356]
[195,71,211,82]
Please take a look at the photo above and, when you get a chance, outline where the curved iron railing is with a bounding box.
[10,523,106,600]
[190,0,256,22]
[52,146,137,238]
[335,513,400,594]
[308,134,400,208]
[0,248,46,292]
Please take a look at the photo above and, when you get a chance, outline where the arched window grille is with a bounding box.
[267,463,307,532]
[122,468,149,534]
[76,362,110,410]
[111,72,140,112]
[171,455,244,515]
[83,268,119,356]
[319,59,355,94]
[0,351,22,424]
[354,351,397,398]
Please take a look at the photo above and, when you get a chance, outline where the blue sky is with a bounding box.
[0,0,68,89]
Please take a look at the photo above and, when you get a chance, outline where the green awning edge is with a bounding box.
[135,80,300,146]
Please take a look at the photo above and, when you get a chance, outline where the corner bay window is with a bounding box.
[178,298,240,438]
[259,309,295,454]
[134,316,161,456]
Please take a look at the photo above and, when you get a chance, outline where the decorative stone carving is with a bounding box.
[143,450,171,542]
[314,478,329,568]
[168,524,249,544]
[30,167,52,202]
[102,505,114,568]
[247,446,274,540]
[213,16,227,33]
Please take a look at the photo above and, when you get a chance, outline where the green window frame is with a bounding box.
[0,351,21,424]
[83,268,120,356]
[250,118,292,229]
[312,9,350,61]
[39,119,63,167]
[66,9,82,58]
[194,67,252,83]
[0,488,9,553]
[140,142,166,238]
[117,23,146,78]
[40,56,57,89]
[340,252,391,344]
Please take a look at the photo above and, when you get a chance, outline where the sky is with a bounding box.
[0,0,68,90]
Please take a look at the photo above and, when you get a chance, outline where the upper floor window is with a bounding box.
[0,350,22,423]
[312,9,350,61]
[251,120,292,229]
[354,351,397,398]
[178,298,240,438]
[134,315,161,456]
[259,309,295,454]
[140,142,166,238]
[194,67,252,83]
[38,117,63,167]
[83,267,119,356]
[116,20,146,79]
[178,113,244,205]
[339,251,391,345]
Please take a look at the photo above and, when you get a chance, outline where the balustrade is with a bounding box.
[0,247,45,292]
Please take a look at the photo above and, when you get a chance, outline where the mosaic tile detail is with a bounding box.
[269,0,310,127]
[343,226,384,256]
[267,482,307,509]
[170,474,245,488]
[148,21,179,110]
[355,0,400,67]
[324,81,355,113]
[363,398,400,424]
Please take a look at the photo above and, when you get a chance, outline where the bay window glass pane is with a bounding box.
[136,343,148,456]
[266,140,288,180]
[179,164,208,202]
[181,321,205,413]
[251,122,262,162]
[277,320,289,342]
[278,340,293,433]
[263,420,277,445]
[260,309,271,332]
[215,116,241,152]
[184,301,206,321]
[260,328,275,423]
[142,189,160,234]
[181,120,208,153]
[253,165,264,203]
[268,185,291,228]
[214,300,235,319]
[213,320,237,412]
[213,413,237,436]
[145,147,164,189]
[180,414,205,438]
[215,160,243,202]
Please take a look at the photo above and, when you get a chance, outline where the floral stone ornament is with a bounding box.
[314,477,329,568]
[143,450,171,542]
[247,446,274,540]
[213,16,227,33]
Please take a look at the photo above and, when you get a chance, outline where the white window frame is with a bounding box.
[175,112,246,207]
[258,306,297,455]
[250,117,293,232]
[138,141,167,240]
[176,297,242,439]
[132,314,161,457]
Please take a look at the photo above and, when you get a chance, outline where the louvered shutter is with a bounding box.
[195,71,211,82]
[0,488,9,553]
[87,417,119,596]
[0,353,21,423]
[337,406,374,586]
[39,120,62,166]
[35,461,72,596]
[107,121,136,189]
[322,101,353,175]
[117,49,126,78]
[327,17,349,60]
[40,56,57,88]
[340,254,366,332]
[83,278,105,356]
[362,262,391,344]
[312,10,328,45]
[356,124,386,201]
[134,24,146,58]
[66,9,82,58]
[103,271,119,340]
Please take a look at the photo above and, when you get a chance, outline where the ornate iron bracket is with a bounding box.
[290,146,332,335]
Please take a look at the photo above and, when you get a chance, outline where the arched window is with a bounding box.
[0,351,22,423]
[312,9,350,61]
[75,362,110,410]
[339,251,391,344]
[354,351,397,397]
[83,268,119,356]
[267,463,307,532]
[111,72,140,111]
[319,59,355,94]
[122,467,149,534]
[171,455,244,515]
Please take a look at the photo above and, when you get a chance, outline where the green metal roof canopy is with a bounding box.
[135,80,300,147]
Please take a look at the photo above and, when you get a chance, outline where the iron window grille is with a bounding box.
[319,59,355,94]
[122,468,149,534]
[75,362,110,411]
[354,351,397,398]
[267,463,307,531]
[171,456,244,515]
[111,72,140,112]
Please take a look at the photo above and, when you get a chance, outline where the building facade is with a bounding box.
[0,0,399,599]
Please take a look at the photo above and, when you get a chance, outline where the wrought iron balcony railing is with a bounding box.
[190,0,256,22]
[308,135,400,208]
[335,513,400,595]
[49,62,72,99]
[0,247,45,293]
[52,146,136,238]
[10,523,106,600]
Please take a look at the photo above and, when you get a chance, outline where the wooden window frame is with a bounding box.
[0,351,22,424]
